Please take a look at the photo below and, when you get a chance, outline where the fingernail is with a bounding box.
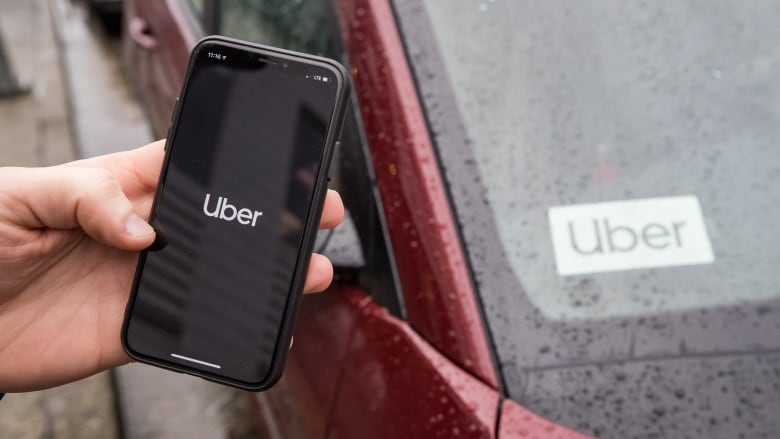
[125,213,154,237]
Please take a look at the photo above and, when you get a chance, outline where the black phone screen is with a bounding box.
[124,42,340,384]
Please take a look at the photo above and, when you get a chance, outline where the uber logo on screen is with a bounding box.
[548,196,715,276]
[202,193,263,227]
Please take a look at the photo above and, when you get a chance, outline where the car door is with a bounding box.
[123,0,201,138]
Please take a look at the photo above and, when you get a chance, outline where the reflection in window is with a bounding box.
[215,0,340,58]
[186,0,205,18]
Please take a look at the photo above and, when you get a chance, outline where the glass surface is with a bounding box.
[185,0,205,18]
[216,0,339,58]
[394,0,780,437]
[419,0,780,320]
[125,41,338,384]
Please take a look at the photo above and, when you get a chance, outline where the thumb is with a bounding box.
[0,166,155,250]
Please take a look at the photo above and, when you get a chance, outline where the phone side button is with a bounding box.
[327,140,341,180]
[170,97,180,123]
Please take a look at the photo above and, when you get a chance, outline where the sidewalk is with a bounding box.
[0,0,75,167]
[0,0,118,436]
[0,1,259,437]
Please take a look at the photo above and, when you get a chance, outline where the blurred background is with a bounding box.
[0,0,258,437]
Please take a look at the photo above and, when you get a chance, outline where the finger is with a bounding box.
[68,140,166,199]
[303,253,333,294]
[319,190,344,230]
[0,166,156,250]
[114,140,167,193]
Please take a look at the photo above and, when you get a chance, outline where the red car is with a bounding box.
[123,1,780,438]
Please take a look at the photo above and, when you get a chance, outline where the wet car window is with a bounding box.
[214,0,340,58]
[394,0,780,437]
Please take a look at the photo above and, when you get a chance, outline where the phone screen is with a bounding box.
[124,42,340,384]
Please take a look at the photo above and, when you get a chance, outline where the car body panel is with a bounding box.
[327,286,498,439]
[252,288,363,439]
[333,0,498,389]
[499,399,592,439]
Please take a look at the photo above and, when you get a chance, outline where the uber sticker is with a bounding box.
[548,196,715,276]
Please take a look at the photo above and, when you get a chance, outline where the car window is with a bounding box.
[213,0,340,58]
[177,0,209,36]
[209,0,404,315]
[186,0,205,17]
[394,0,780,437]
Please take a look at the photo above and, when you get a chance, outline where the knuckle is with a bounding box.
[80,168,123,201]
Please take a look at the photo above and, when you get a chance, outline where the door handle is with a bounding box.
[128,16,157,50]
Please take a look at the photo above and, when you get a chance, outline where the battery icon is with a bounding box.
[322,77,330,83]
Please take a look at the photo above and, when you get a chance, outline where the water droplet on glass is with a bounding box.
[710,68,723,79]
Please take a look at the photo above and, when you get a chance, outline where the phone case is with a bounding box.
[121,35,352,391]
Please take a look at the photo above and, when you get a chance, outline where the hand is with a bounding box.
[0,140,344,392]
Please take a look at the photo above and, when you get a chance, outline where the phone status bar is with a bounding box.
[305,74,331,83]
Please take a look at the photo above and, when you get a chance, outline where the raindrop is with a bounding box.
[710,68,723,79]
[640,67,657,80]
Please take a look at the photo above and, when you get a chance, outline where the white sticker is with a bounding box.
[548,196,715,276]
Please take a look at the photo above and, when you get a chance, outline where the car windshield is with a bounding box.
[394,0,780,437]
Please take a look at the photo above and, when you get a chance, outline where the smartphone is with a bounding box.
[121,36,350,391]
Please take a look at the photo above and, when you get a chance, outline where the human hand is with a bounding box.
[0,140,344,392]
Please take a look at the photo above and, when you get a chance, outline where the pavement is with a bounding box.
[0,1,258,437]
[0,0,118,437]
